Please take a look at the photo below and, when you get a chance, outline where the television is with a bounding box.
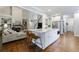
[37,23,42,29]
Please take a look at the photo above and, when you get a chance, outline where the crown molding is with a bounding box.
[18,6,45,16]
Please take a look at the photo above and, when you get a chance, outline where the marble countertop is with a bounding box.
[28,28,59,33]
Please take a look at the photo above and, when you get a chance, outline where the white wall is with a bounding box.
[22,9,42,29]
[0,6,11,15]
[63,15,74,33]
[51,16,61,30]
[67,17,74,32]
[12,7,23,24]
[22,9,30,19]
[0,6,23,25]
[63,15,68,32]
[0,6,11,26]
[52,16,61,21]
[74,13,79,36]
[42,15,49,29]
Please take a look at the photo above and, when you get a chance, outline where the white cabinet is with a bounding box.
[33,29,60,49]
[44,29,59,49]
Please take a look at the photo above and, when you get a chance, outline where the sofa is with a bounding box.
[2,28,26,43]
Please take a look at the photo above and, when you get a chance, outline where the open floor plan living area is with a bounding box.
[0,6,79,52]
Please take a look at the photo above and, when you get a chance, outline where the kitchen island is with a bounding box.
[29,28,60,49]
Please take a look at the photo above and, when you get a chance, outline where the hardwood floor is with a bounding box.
[2,32,79,52]
[2,39,42,52]
[44,32,79,52]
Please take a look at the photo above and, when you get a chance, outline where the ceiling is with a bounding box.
[21,6,79,16]
[35,6,79,16]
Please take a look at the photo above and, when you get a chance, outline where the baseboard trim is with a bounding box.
[74,35,79,37]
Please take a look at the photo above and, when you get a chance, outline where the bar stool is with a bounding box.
[26,31,40,47]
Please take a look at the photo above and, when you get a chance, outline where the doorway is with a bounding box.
[66,17,74,32]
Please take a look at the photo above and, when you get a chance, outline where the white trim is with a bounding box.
[31,7,43,12]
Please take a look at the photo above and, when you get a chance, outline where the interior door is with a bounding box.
[67,17,74,32]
